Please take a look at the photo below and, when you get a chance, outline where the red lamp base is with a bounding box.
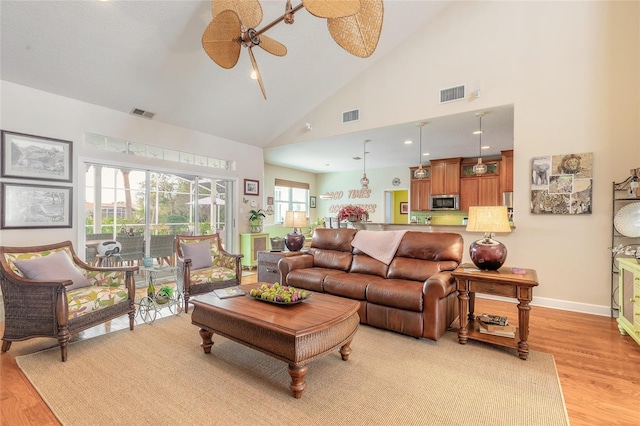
[469,236,507,271]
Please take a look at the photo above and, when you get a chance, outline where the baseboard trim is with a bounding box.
[476,294,611,317]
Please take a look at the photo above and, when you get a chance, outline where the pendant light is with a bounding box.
[360,140,370,189]
[415,122,428,179]
[473,112,487,176]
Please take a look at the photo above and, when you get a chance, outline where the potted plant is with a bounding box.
[155,285,174,304]
[249,209,266,233]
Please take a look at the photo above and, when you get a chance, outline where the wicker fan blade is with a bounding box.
[327,0,383,58]
[303,0,361,19]
[248,47,267,99]
[202,10,242,69]
[258,34,287,57]
[213,0,263,29]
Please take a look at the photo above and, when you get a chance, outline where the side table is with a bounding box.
[452,264,539,360]
[257,250,303,284]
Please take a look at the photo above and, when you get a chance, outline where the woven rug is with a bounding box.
[15,314,569,426]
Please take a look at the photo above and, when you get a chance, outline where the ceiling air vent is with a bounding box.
[130,108,155,119]
[439,85,466,104]
[342,108,360,123]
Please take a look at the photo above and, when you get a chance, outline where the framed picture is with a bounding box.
[1,130,73,182]
[1,182,73,229]
[267,196,274,206]
[309,196,317,208]
[244,179,259,196]
[400,202,409,214]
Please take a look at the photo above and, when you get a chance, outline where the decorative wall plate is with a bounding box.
[614,202,640,237]
[392,177,401,186]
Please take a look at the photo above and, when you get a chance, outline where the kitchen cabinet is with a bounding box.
[460,161,501,210]
[501,150,514,193]
[409,166,431,211]
[430,158,461,195]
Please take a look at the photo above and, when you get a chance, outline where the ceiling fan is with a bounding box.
[202,0,384,99]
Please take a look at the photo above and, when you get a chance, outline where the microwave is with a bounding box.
[429,195,460,211]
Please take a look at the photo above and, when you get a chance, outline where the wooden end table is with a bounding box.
[452,264,539,360]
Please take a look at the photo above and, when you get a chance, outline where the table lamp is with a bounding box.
[466,206,512,270]
[284,211,307,251]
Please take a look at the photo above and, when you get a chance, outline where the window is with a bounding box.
[274,179,309,223]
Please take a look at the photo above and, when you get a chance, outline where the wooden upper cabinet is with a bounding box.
[460,160,501,209]
[500,150,514,193]
[430,158,461,195]
[409,166,431,211]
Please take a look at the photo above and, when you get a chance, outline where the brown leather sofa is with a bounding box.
[278,228,464,341]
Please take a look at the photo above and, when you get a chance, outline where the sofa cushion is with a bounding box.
[395,231,463,263]
[286,268,345,292]
[14,251,90,290]
[387,258,443,282]
[366,279,424,312]
[324,273,384,300]
[350,253,388,278]
[309,248,353,271]
[180,241,213,270]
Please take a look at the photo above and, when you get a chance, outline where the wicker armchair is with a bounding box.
[175,234,242,313]
[0,241,137,362]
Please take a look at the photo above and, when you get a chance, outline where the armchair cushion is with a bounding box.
[180,241,213,270]
[14,251,90,290]
[67,285,130,320]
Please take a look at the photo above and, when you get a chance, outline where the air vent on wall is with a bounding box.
[439,85,466,104]
[130,108,155,119]
[342,109,360,123]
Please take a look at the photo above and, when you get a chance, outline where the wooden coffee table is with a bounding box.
[190,283,360,398]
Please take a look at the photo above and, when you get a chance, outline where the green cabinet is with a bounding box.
[240,233,269,269]
[617,258,640,346]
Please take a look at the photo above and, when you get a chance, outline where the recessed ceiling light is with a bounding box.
[473,130,484,135]
[481,145,490,150]
[423,152,430,156]
[404,140,413,145]
[250,70,257,80]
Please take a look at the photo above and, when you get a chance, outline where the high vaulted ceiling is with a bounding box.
[1,0,514,173]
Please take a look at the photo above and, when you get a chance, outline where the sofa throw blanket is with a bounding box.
[351,230,408,265]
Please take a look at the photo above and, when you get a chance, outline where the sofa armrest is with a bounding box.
[423,271,457,300]
[278,254,314,279]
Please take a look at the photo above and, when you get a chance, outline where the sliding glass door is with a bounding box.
[83,163,235,261]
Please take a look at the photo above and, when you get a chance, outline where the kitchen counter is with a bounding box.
[359,223,515,231]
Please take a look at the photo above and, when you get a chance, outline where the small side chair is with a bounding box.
[175,234,242,313]
[0,241,137,362]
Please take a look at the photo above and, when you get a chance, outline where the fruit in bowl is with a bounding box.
[248,282,309,304]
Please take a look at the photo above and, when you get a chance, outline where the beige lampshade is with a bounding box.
[284,211,307,228]
[466,206,512,233]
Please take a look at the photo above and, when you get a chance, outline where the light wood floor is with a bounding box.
[2,273,640,425]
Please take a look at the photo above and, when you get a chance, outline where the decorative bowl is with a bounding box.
[246,283,311,305]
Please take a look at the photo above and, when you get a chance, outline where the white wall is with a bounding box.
[0,81,265,250]
[271,1,640,315]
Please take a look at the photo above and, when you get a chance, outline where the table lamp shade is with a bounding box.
[284,211,307,251]
[466,206,511,270]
